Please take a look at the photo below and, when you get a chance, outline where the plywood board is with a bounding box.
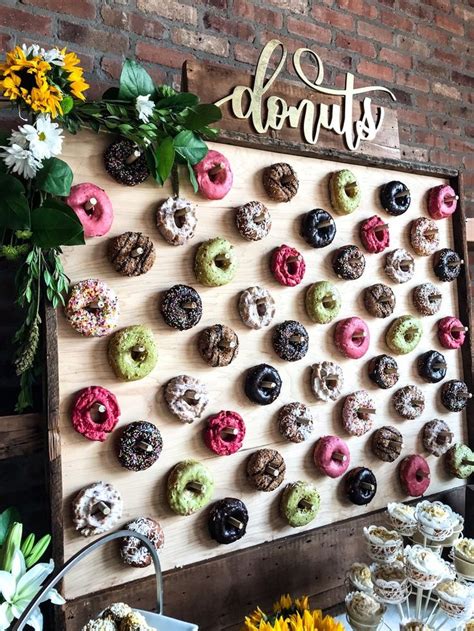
[57,131,467,599]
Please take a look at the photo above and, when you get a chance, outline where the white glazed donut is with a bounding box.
[72,481,123,536]
[342,390,376,436]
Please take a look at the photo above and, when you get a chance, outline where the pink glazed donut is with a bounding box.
[399,454,431,497]
[193,149,233,200]
[271,244,306,287]
[437,316,466,349]
[360,215,389,253]
[334,317,370,359]
[71,385,120,441]
[313,435,350,478]
[428,184,458,220]
[66,182,114,237]
[203,410,246,456]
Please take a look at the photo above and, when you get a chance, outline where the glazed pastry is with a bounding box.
[399,455,430,496]
[441,379,470,412]
[203,410,246,456]
[193,149,233,200]
[194,237,237,287]
[360,215,389,253]
[71,385,120,442]
[445,443,474,479]
[380,181,411,216]
[437,316,466,349]
[72,481,122,536]
[422,419,453,457]
[310,361,344,401]
[108,325,158,381]
[198,324,239,367]
[433,248,462,282]
[280,481,320,527]
[117,421,162,471]
[262,163,298,202]
[164,375,209,423]
[345,467,377,505]
[104,138,149,186]
[271,244,305,286]
[410,218,439,256]
[272,320,308,361]
[244,363,282,405]
[371,426,403,462]
[368,354,399,389]
[313,435,350,478]
[393,385,425,419]
[238,286,276,329]
[417,350,447,383]
[107,231,155,276]
[247,448,286,492]
[412,283,442,316]
[167,460,214,515]
[334,317,370,359]
[65,279,119,337]
[278,402,314,443]
[332,245,365,280]
[363,284,395,318]
[156,196,197,246]
[300,209,336,248]
[342,390,376,436]
[428,184,458,220]
[384,248,415,283]
[208,498,248,544]
[386,315,422,354]
[67,182,114,237]
[120,517,164,568]
[305,281,341,324]
[160,284,202,330]
[235,200,271,241]
[329,169,360,215]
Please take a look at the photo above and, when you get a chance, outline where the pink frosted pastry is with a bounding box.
[360,215,389,253]
[399,454,430,497]
[428,184,458,220]
[313,435,350,478]
[66,182,114,237]
[437,316,466,349]
[65,278,119,337]
[204,410,246,456]
[271,244,306,287]
[334,317,370,359]
[342,390,376,436]
[71,385,120,441]
[193,149,233,200]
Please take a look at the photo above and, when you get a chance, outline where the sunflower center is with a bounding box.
[16,68,37,92]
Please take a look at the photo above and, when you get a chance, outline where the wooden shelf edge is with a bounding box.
[0,413,44,460]
[467,217,474,244]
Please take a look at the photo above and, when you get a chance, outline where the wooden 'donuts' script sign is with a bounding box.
[183,39,400,159]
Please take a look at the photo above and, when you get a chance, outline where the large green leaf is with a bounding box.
[173,130,208,166]
[181,104,222,130]
[0,173,30,230]
[156,92,199,111]
[155,137,175,183]
[187,161,199,193]
[118,59,155,101]
[0,507,20,546]
[31,202,85,249]
[35,158,73,196]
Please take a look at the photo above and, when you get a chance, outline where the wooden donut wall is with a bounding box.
[56,131,468,600]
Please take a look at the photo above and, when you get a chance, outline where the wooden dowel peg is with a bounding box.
[359,482,375,491]
[445,195,459,202]
[437,431,454,439]
[296,417,313,426]
[460,392,473,399]
[462,459,474,466]
[88,300,104,310]
[187,481,204,493]
[183,301,198,309]
[429,293,442,301]
[261,381,276,389]
[424,229,439,237]
[298,499,313,510]
[174,207,188,217]
[352,331,366,339]
[184,389,200,403]
[318,220,333,228]
[371,223,389,233]
[132,345,145,354]
[227,516,244,530]
[219,340,237,349]
[452,326,468,333]
[131,246,144,257]
[125,149,141,165]
[290,335,306,343]
[221,427,239,437]
[433,362,446,370]
[358,407,376,415]
[92,403,106,414]
[84,197,97,212]
[266,465,280,477]
[413,400,425,406]
[137,441,153,453]
[93,501,110,516]
[395,190,410,199]
[379,297,393,304]
[332,452,347,462]
[325,375,340,384]
[214,254,230,263]
[322,300,336,309]
[399,260,412,270]
[345,181,358,192]
[448,260,463,268]
[208,162,225,176]
[254,213,266,224]
[388,440,403,447]
[416,471,430,480]
[281,174,294,185]
[384,367,398,374]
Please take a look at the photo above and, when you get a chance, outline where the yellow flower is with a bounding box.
[62,49,88,100]
[242,597,344,631]
[274,595,294,614]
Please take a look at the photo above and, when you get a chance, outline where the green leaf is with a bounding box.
[181,104,222,130]
[173,130,208,166]
[31,202,85,249]
[0,508,20,546]
[187,161,198,193]
[155,137,175,183]
[36,158,73,196]
[0,174,30,230]
[156,92,198,110]
[118,59,155,101]
[156,85,176,98]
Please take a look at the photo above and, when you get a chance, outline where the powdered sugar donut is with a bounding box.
[428,184,458,220]
[271,244,305,286]
[120,517,164,567]
[72,481,122,536]
[203,410,245,456]
[399,455,430,497]
[193,149,233,200]
[334,317,370,359]
[65,279,119,337]
[342,390,376,436]
[438,316,466,349]
[313,435,350,478]
[71,385,120,442]
[360,215,389,253]
[410,217,439,256]
[66,182,114,237]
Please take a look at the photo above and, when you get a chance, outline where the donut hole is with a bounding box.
[208,164,226,184]
[214,254,230,270]
[89,402,106,423]
[85,300,104,314]
[91,501,111,520]
[450,329,462,341]
[174,209,187,228]
[183,389,200,405]
[256,301,267,317]
[131,346,147,362]
[404,328,417,344]
[220,428,238,443]
[351,331,366,347]
[286,259,299,275]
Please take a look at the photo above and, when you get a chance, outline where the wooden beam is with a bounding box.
[0,413,43,460]
[467,217,474,243]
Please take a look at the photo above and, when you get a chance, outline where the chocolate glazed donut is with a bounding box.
[245,363,282,405]
[345,467,377,505]
[300,209,336,248]
[208,497,248,544]
[380,181,411,216]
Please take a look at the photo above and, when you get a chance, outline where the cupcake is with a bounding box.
[345,590,385,631]
[405,544,452,588]
[363,525,403,562]
[387,502,417,536]
[348,562,373,593]
[415,500,457,541]
[400,622,433,631]
[372,562,409,604]
[435,579,474,620]
[454,538,474,578]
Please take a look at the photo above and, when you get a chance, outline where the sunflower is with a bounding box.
[242,596,344,631]
[62,49,88,101]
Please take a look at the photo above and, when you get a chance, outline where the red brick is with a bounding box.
[58,21,128,54]
[452,71,474,89]
[413,129,445,147]
[398,108,427,127]
[171,28,229,57]
[430,149,462,168]
[101,56,122,80]
[357,20,394,45]
[259,31,307,55]
[0,31,15,52]
[101,6,165,39]
[435,13,465,36]
[266,0,307,14]
[194,0,228,7]
[0,6,52,36]
[380,9,414,32]
[450,37,471,56]
[311,5,354,30]
[432,47,459,66]
[335,33,376,58]
[137,0,197,25]
[431,116,463,134]
[449,137,474,153]
[136,42,188,69]
[421,0,450,11]
[417,60,448,80]
[396,71,430,93]
[234,43,260,65]
[433,82,461,100]
[147,66,167,86]
[233,0,283,29]
[357,60,394,83]
[203,13,255,41]
[21,0,95,19]
[391,87,412,106]
[379,48,412,70]
[398,0,433,20]
[336,0,378,18]
[395,34,430,57]
[454,5,474,22]
[287,17,332,44]
[417,23,450,46]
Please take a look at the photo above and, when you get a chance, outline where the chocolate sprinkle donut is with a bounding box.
[107,231,155,277]
[262,163,299,202]
[160,284,202,330]
[272,320,308,362]
[363,284,396,318]
[380,181,411,216]
[441,379,470,412]
[332,245,365,280]
[393,385,425,419]
[104,138,149,186]
[417,350,447,383]
[198,324,239,367]
[433,248,462,282]
[422,419,453,457]
[278,402,314,443]
[117,421,163,471]
[412,282,442,316]
[300,209,336,248]
[371,426,403,462]
[368,354,399,389]
[208,497,248,544]
[245,363,282,405]
[247,448,286,491]
[235,201,271,241]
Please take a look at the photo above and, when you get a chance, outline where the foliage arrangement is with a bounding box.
[242,595,345,631]
[0,44,221,411]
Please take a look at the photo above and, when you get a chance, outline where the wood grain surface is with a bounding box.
[57,131,467,600]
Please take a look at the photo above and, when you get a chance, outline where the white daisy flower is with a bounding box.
[22,115,64,161]
[135,94,155,123]
[21,43,43,58]
[43,47,64,66]
[1,144,41,179]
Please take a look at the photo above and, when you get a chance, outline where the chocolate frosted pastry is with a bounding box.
[363,284,396,318]
[417,350,447,383]
[262,163,298,202]
[117,421,163,471]
[235,200,271,241]
[380,181,411,216]
[332,245,365,280]
[368,355,399,389]
[441,379,470,412]
[422,419,453,457]
[208,498,248,544]
[198,324,239,367]
[108,231,155,276]
[156,196,197,246]
[393,385,425,419]
[245,363,282,405]
[247,448,286,492]
[371,426,403,462]
[164,375,209,423]
[300,209,336,248]
[272,320,308,362]
[278,402,314,443]
[160,284,202,330]
[433,248,462,282]
[345,467,377,505]
[412,282,442,316]
[104,138,149,186]
[120,517,164,567]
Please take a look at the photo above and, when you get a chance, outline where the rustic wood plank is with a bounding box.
[467,217,474,243]
[0,413,43,459]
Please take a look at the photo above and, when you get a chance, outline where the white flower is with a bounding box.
[21,44,43,59]
[135,94,155,123]
[42,48,64,66]
[0,145,41,179]
[0,550,64,630]
[22,114,64,161]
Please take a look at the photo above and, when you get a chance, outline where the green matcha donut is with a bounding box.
[329,169,361,215]
[167,459,214,515]
[280,481,320,527]
[194,237,237,287]
[108,325,158,381]
[305,281,341,324]
[386,315,422,355]
[446,443,474,480]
